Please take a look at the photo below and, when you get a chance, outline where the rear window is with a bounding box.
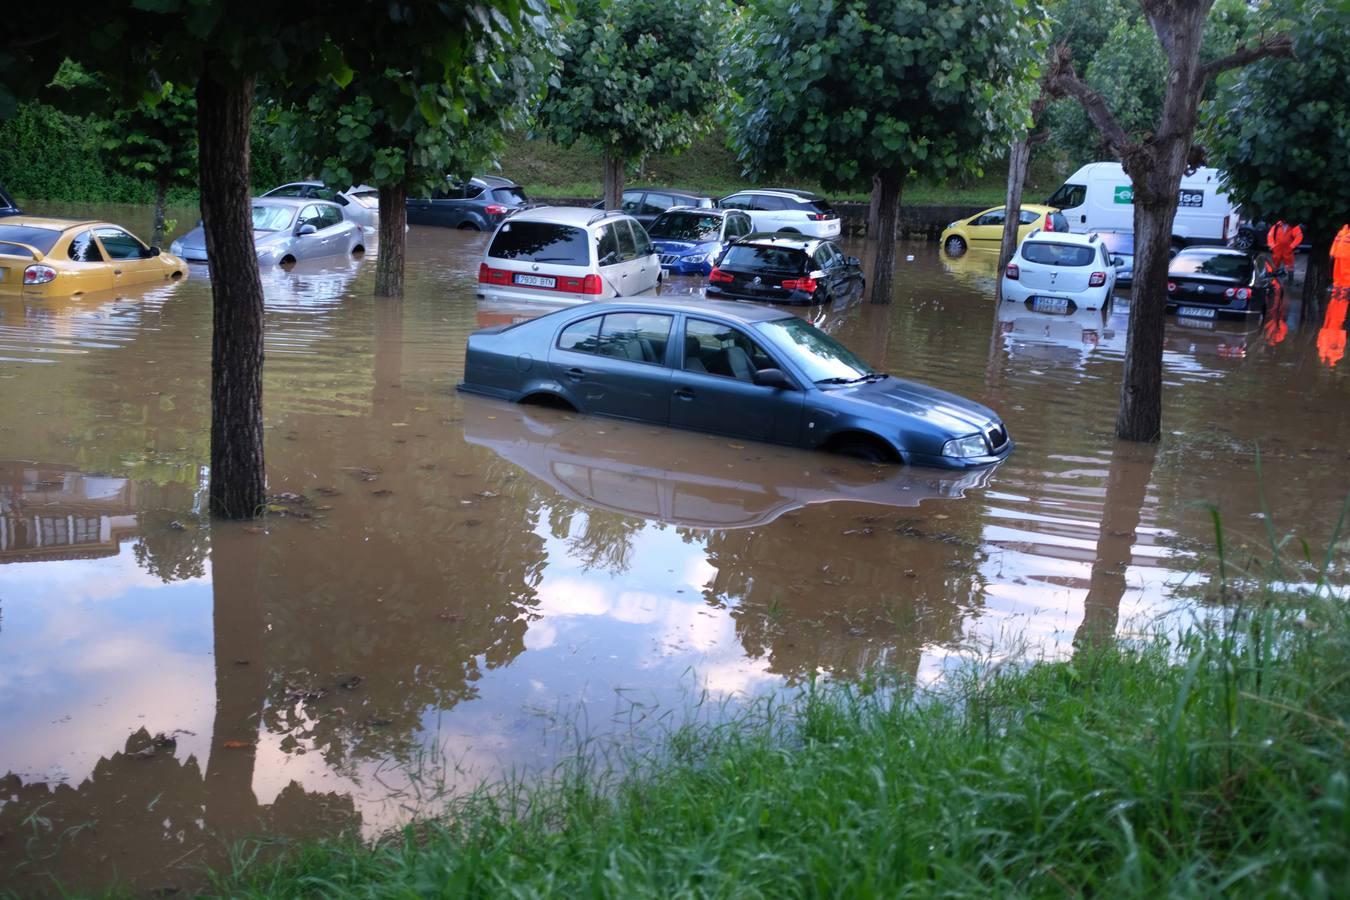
[1170,251,1252,282]
[720,244,808,274]
[489,220,589,265]
[648,211,722,240]
[1022,242,1096,267]
[803,199,834,215]
[0,224,62,255]
[1095,232,1134,254]
[492,187,528,206]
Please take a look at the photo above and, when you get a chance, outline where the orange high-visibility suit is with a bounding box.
[1331,225,1350,295]
[1266,220,1303,271]
[1318,296,1347,367]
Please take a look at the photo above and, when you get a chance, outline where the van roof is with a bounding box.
[1064,161,1225,184]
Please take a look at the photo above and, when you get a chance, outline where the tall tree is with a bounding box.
[726,0,1047,305]
[1048,1,1290,443]
[13,2,557,518]
[538,0,722,209]
[1203,0,1348,314]
[271,47,552,297]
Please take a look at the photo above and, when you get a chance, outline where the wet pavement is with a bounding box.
[2,204,1348,894]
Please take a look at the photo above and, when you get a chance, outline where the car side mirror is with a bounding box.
[150,246,161,257]
[847,256,861,266]
[753,367,793,389]
[1111,255,1124,266]
[297,223,318,236]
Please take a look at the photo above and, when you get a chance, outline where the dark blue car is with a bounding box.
[457,299,1012,468]
[649,208,754,276]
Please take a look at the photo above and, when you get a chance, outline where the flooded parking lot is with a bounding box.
[2,205,1348,894]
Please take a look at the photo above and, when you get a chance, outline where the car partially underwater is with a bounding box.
[457,298,1012,469]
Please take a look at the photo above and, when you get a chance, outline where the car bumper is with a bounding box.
[660,259,712,277]
[909,439,1015,470]
[1000,279,1111,311]
[705,284,819,305]
[477,284,595,305]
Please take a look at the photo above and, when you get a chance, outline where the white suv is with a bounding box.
[718,189,841,239]
[1001,230,1116,313]
[477,207,661,304]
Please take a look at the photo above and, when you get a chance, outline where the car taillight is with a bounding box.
[781,276,818,292]
[1043,214,1054,232]
[1089,271,1107,287]
[484,204,510,215]
[478,264,511,286]
[478,262,489,283]
[24,265,56,285]
[581,274,603,295]
[1167,281,1177,293]
[708,267,734,283]
[1222,214,1230,240]
[1225,287,1251,300]
[1005,263,1019,280]
[807,213,832,221]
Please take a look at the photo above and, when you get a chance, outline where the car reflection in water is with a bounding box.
[461,397,996,529]
[997,299,1119,368]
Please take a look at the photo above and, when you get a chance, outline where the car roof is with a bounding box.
[747,188,823,200]
[509,205,630,227]
[1175,246,1247,257]
[252,196,337,209]
[566,297,796,324]
[473,175,520,188]
[1024,230,1099,246]
[733,232,823,250]
[661,206,731,216]
[0,216,98,232]
[636,187,709,198]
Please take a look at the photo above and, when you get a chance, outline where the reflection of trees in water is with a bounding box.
[132,509,210,582]
[545,503,647,573]
[699,508,988,682]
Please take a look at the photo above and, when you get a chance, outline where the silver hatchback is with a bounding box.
[171,198,366,267]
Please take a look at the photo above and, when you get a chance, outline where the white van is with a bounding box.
[1046,162,1238,247]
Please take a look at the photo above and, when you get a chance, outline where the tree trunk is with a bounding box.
[602,151,624,210]
[867,166,905,305]
[996,136,1033,300]
[866,173,882,240]
[151,175,168,248]
[1302,231,1333,320]
[375,184,407,298]
[197,69,266,519]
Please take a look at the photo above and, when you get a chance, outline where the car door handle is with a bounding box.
[564,367,585,382]
[113,269,122,275]
[673,387,696,400]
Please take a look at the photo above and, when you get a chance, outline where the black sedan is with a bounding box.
[1167,247,1272,319]
[705,234,863,305]
[457,299,1012,469]
[407,175,529,230]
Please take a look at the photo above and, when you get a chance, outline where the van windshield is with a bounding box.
[488,221,589,265]
[1046,183,1086,209]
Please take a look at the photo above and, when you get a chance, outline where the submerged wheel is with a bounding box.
[829,435,895,463]
[458,222,481,231]
[1232,231,1255,253]
[944,235,967,256]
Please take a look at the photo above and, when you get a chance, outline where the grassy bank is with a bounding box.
[210,580,1350,897]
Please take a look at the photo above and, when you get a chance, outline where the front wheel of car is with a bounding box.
[829,435,895,463]
[944,236,967,256]
[1232,232,1254,253]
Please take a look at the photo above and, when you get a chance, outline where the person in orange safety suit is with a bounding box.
[1266,220,1303,274]
[1331,224,1350,298]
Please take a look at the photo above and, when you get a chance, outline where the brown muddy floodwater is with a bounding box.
[2,203,1348,894]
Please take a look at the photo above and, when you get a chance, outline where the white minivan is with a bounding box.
[477,207,661,304]
[1045,162,1238,247]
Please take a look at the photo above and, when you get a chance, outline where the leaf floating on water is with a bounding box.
[437,612,463,622]
[371,489,394,497]
[221,740,253,750]
[242,526,264,535]
[728,443,746,449]
[339,675,363,690]
[391,422,409,427]
[414,406,428,412]
[315,486,341,496]
[475,490,499,499]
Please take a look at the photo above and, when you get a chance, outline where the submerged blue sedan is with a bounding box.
[649,208,755,276]
[457,299,1012,468]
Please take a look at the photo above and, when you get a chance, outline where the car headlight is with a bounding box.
[170,240,184,255]
[683,254,707,264]
[942,434,988,458]
[947,222,957,229]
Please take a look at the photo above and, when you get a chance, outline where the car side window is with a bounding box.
[812,246,833,270]
[615,219,638,261]
[641,193,674,215]
[1018,209,1041,225]
[596,313,672,364]
[631,221,653,257]
[597,224,621,266]
[93,227,150,260]
[68,230,103,262]
[319,205,343,229]
[620,191,642,213]
[735,214,753,237]
[751,195,782,211]
[298,205,324,231]
[558,316,603,352]
[974,210,1005,227]
[683,318,776,381]
[464,184,485,200]
[721,194,752,210]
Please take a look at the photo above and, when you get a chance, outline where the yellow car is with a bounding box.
[940,204,1069,256]
[0,217,187,297]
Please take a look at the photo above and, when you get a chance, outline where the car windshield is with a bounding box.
[720,244,808,274]
[488,220,589,265]
[0,224,62,255]
[1022,242,1096,267]
[648,211,722,240]
[1171,252,1252,282]
[757,317,875,383]
[1094,232,1134,254]
[252,205,295,232]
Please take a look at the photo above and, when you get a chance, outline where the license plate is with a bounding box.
[825,221,840,234]
[1177,306,1216,319]
[513,273,556,288]
[1177,316,1215,330]
[1031,296,1071,313]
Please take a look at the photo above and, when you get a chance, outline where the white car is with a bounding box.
[718,189,841,239]
[1001,230,1116,313]
[476,206,661,305]
[261,181,380,230]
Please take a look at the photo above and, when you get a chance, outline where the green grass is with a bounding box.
[209,567,1350,896]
